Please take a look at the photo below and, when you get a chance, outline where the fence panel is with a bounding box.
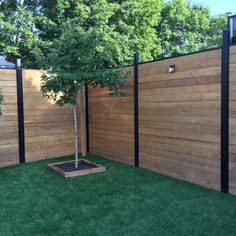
[22,69,81,162]
[229,45,236,194]
[88,68,134,164]
[0,69,19,167]
[138,49,222,190]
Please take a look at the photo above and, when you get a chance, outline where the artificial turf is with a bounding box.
[0,154,236,236]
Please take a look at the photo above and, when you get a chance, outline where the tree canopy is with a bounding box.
[41,17,128,106]
[0,1,45,67]
[156,0,227,57]
[0,0,163,67]
[0,0,228,67]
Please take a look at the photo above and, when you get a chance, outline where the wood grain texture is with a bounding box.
[0,69,19,167]
[229,45,236,194]
[22,69,80,162]
[88,69,134,164]
[0,69,85,167]
[88,48,223,192]
[139,49,221,191]
[1,47,236,195]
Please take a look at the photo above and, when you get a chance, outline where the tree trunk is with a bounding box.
[73,103,79,168]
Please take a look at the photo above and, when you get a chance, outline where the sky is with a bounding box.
[194,0,235,15]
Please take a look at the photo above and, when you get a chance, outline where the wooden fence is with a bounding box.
[87,45,236,195]
[0,44,236,195]
[0,69,84,167]
[88,48,222,191]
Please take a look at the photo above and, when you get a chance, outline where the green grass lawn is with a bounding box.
[1,154,236,236]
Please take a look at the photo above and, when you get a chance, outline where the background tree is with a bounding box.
[0,0,228,65]
[0,0,163,67]
[204,15,227,48]
[157,0,210,57]
[156,0,227,57]
[0,1,45,68]
[41,16,129,167]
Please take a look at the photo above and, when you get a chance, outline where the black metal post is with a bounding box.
[85,84,90,153]
[134,51,139,167]
[221,30,230,193]
[16,62,25,164]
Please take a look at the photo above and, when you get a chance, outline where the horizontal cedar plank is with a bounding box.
[140,140,219,159]
[24,104,72,111]
[90,125,133,134]
[25,142,74,153]
[0,138,18,146]
[0,115,18,122]
[89,96,133,104]
[230,187,236,195]
[140,134,220,150]
[88,82,133,93]
[0,122,18,128]
[140,115,220,126]
[139,92,220,102]
[0,81,17,87]
[90,144,133,161]
[229,136,236,145]
[229,145,236,154]
[139,75,220,90]
[139,66,220,83]
[139,108,220,117]
[0,160,19,168]
[139,101,220,109]
[140,121,220,134]
[90,133,133,144]
[23,122,74,130]
[26,148,74,162]
[0,131,18,139]
[90,119,133,126]
[90,127,133,136]
[139,84,220,96]
[0,149,19,162]
[89,111,133,118]
[90,136,133,147]
[5,87,42,93]
[90,132,134,143]
[0,127,18,134]
[90,113,133,121]
[140,152,220,190]
[88,85,133,92]
[89,109,133,115]
[2,105,72,112]
[88,91,133,99]
[91,149,133,165]
[24,108,73,115]
[90,150,133,165]
[24,118,73,125]
[139,127,220,143]
[0,69,16,76]
[230,45,236,54]
[25,136,79,146]
[140,145,219,168]
[25,128,73,138]
[24,133,74,143]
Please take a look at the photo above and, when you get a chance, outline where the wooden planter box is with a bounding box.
[48,159,106,178]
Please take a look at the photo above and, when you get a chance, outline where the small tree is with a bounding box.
[41,20,128,168]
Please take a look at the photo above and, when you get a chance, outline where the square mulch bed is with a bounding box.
[48,159,106,178]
